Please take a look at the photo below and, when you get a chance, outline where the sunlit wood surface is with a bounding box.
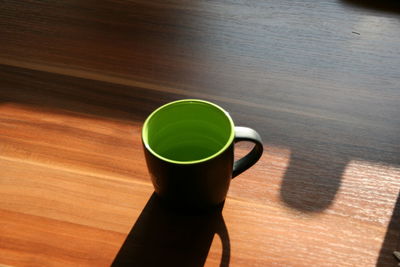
[1,0,399,266]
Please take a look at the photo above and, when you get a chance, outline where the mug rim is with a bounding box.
[142,99,235,165]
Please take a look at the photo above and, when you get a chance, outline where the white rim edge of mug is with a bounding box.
[141,99,235,165]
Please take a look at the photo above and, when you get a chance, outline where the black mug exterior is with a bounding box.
[142,126,263,209]
[143,142,234,209]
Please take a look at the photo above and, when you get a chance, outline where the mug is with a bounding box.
[142,99,263,209]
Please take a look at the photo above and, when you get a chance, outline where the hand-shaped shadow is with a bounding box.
[376,191,400,266]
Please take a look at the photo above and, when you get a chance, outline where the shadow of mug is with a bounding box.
[112,193,230,267]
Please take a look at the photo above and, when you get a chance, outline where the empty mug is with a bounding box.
[142,99,263,209]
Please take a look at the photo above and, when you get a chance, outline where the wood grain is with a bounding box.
[1,0,399,266]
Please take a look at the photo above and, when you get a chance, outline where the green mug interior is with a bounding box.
[142,99,234,163]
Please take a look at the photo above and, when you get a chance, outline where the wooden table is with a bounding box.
[1,0,399,266]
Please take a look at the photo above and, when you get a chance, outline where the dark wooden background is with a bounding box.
[1,0,399,266]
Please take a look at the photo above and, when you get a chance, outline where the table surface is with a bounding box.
[1,0,399,266]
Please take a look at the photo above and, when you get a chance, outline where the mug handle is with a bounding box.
[232,126,263,178]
